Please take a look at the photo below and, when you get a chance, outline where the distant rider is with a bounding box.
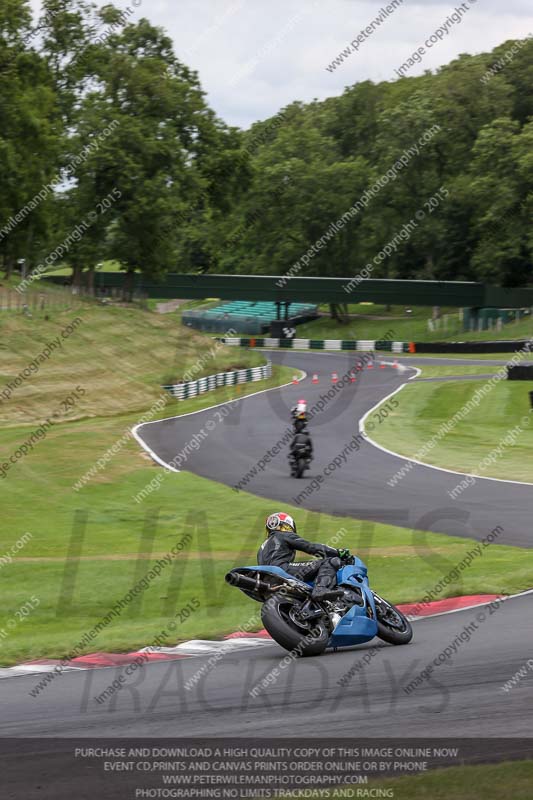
[291,399,308,434]
[289,428,313,474]
[257,512,351,600]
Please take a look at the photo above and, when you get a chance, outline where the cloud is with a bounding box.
[29,0,533,128]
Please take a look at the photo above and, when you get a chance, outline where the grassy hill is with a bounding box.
[0,302,266,427]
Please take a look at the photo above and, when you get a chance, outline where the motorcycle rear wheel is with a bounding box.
[261,595,329,656]
[295,457,306,478]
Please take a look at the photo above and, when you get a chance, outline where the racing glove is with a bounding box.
[337,548,351,560]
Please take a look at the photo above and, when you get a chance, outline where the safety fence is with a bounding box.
[162,361,273,400]
[218,337,533,354]
[0,285,91,312]
[218,337,410,353]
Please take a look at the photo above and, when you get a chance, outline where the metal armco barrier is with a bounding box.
[219,337,409,353]
[218,338,533,355]
[162,361,272,400]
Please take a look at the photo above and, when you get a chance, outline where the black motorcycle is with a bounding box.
[289,439,312,478]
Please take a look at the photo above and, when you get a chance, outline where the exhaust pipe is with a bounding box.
[225,571,274,593]
[225,571,309,597]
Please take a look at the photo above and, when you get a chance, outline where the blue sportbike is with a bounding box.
[225,554,413,656]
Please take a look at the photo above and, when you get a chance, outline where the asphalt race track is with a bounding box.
[2,351,532,777]
[1,592,532,741]
[136,351,533,548]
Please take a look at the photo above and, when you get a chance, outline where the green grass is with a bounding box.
[2,432,533,665]
[401,352,525,360]
[1,303,532,666]
[1,388,532,665]
[43,259,125,277]
[297,303,533,343]
[370,378,533,482]
[414,364,501,378]
[336,761,533,800]
[0,304,267,427]
[145,297,221,314]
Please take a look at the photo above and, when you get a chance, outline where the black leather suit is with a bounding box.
[290,430,313,461]
[257,531,340,590]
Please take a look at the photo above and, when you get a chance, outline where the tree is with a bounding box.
[64,12,246,290]
[469,118,532,286]
[212,104,372,281]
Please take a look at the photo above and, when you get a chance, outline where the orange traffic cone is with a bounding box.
[350,373,356,383]
[367,362,374,369]
[393,360,398,368]
[331,372,339,384]
[292,375,299,384]
[380,363,386,369]
[312,373,319,384]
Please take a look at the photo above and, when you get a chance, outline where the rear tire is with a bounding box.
[296,458,306,478]
[261,595,329,656]
[373,594,413,645]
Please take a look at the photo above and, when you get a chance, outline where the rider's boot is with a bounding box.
[311,576,343,602]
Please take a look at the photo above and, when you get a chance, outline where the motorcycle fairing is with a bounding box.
[329,560,378,646]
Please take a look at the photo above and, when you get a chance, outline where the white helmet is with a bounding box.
[265,512,297,535]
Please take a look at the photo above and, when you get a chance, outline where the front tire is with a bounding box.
[261,595,329,656]
[373,593,413,645]
[295,457,306,478]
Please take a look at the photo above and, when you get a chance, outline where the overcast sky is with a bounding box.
[31,0,533,129]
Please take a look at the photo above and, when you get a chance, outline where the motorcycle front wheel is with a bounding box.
[372,592,413,645]
[261,595,329,656]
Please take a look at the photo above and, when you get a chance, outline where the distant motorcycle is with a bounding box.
[289,437,312,478]
[226,553,413,656]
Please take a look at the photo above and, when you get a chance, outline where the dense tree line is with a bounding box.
[222,39,533,288]
[0,1,531,289]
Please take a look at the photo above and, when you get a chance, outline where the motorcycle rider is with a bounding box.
[257,512,351,600]
[289,399,312,474]
[289,428,313,475]
[291,399,308,434]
